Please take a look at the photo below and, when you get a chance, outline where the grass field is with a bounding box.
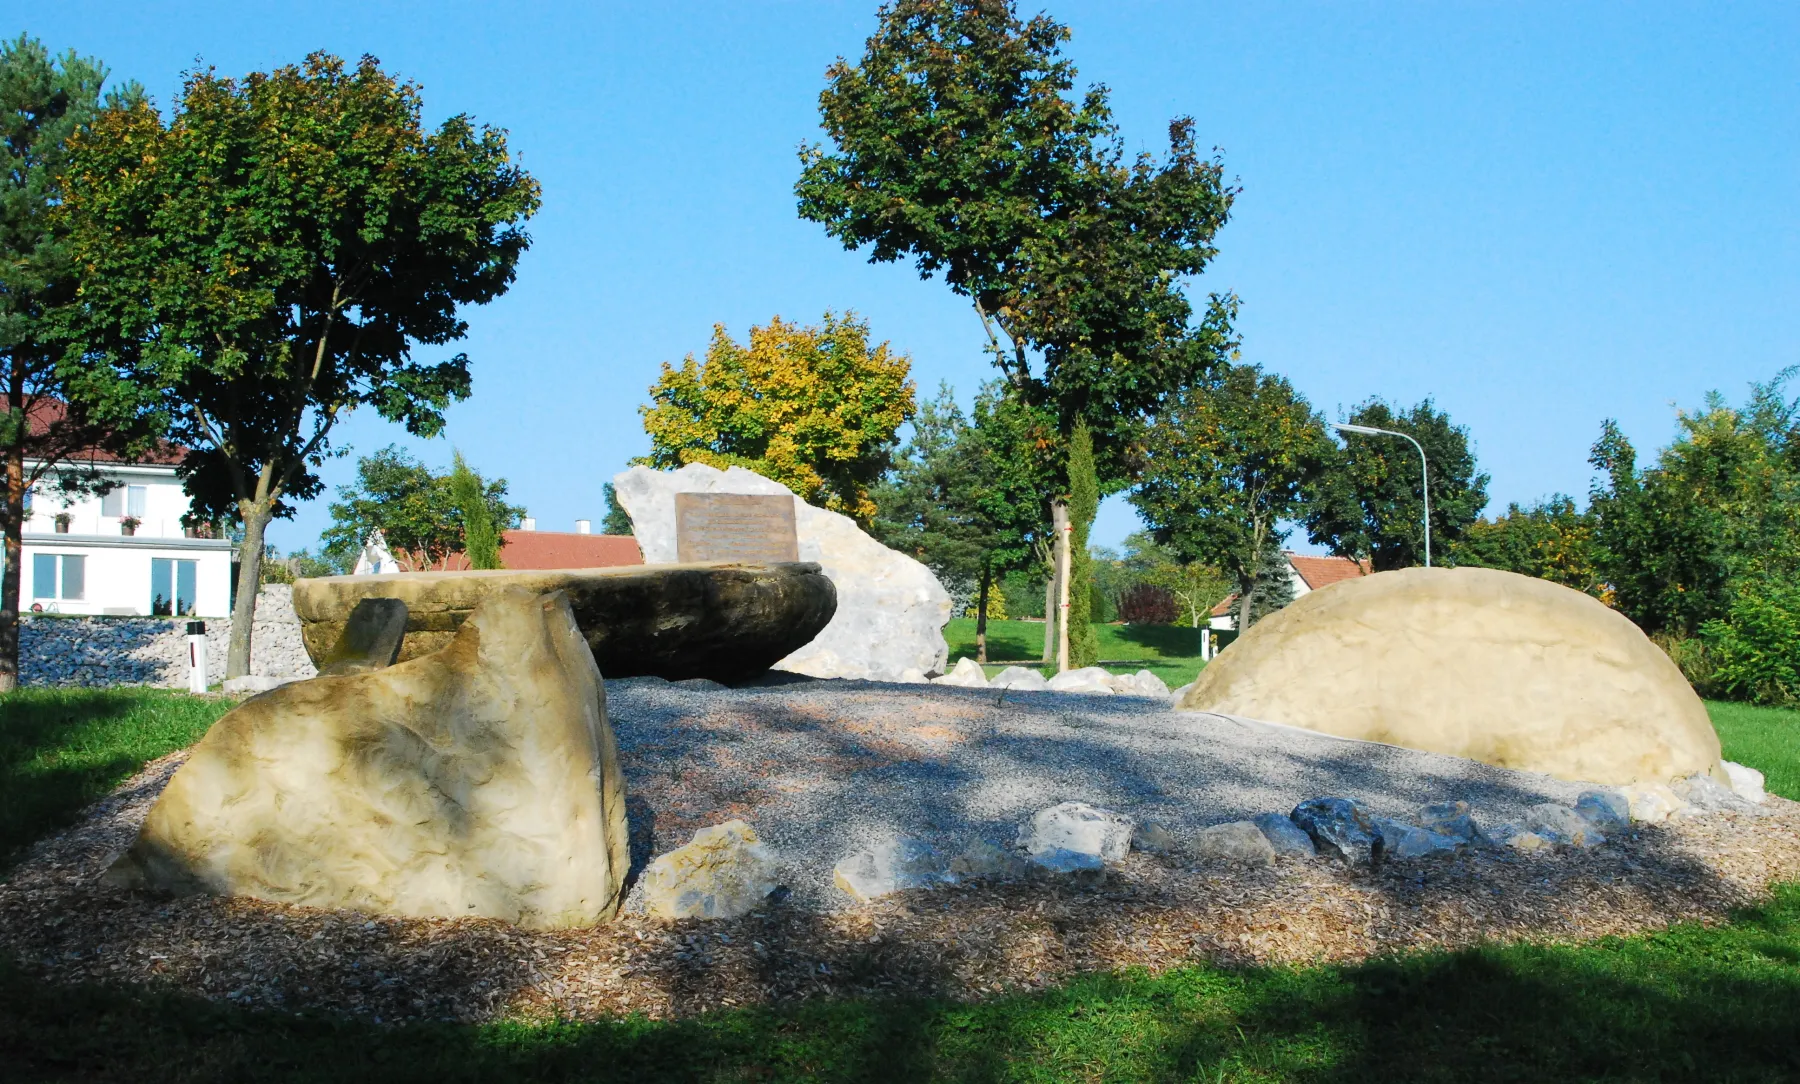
[944,618,1208,688]
[0,689,1796,1081]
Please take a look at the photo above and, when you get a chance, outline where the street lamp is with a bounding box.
[1331,422,1432,568]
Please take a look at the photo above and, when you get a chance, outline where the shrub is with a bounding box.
[1118,583,1178,625]
[1699,579,1800,706]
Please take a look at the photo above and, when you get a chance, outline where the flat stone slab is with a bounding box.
[292,562,836,684]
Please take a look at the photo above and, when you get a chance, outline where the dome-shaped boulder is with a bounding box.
[1178,567,1723,786]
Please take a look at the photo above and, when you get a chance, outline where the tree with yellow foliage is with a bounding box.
[639,313,914,525]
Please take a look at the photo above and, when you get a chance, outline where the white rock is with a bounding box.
[934,657,989,688]
[1722,761,1767,804]
[832,837,948,902]
[895,667,929,685]
[1017,801,1134,862]
[1046,666,1117,695]
[1672,772,1761,816]
[1109,669,1170,698]
[990,665,1049,690]
[614,463,953,681]
[639,820,782,920]
[1619,782,1685,823]
[1192,820,1276,865]
[1170,681,1196,708]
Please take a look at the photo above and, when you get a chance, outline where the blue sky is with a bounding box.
[19,2,1799,554]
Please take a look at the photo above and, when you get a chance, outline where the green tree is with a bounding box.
[1118,531,1231,628]
[0,37,154,690]
[320,445,521,572]
[1451,495,1602,596]
[1065,419,1100,666]
[450,451,501,570]
[61,53,539,676]
[1132,364,1330,631]
[796,0,1238,665]
[602,482,633,536]
[1304,398,1489,571]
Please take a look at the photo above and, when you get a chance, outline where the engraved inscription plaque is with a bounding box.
[675,492,799,564]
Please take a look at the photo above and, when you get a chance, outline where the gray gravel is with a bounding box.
[603,675,1591,912]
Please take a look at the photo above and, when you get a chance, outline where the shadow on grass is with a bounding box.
[6,888,1800,1083]
[1105,623,1204,658]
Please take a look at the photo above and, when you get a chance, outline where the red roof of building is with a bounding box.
[496,530,643,570]
[16,398,187,466]
[1287,553,1371,590]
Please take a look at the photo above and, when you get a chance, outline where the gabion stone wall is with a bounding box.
[21,585,319,689]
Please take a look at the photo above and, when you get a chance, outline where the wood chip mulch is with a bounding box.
[3,750,1799,1026]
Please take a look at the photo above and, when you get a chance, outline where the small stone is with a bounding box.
[1574,790,1631,833]
[1619,782,1684,823]
[1672,773,1760,816]
[895,667,929,684]
[1524,803,1603,846]
[1491,824,1554,853]
[1118,669,1171,697]
[640,820,782,921]
[1046,667,1117,695]
[948,841,1031,882]
[1722,761,1767,805]
[934,657,989,688]
[1024,847,1106,875]
[1252,813,1317,857]
[1191,821,1276,865]
[1373,817,1464,860]
[1130,820,1177,855]
[990,666,1048,691]
[833,837,947,902]
[1291,797,1381,866]
[1016,801,1135,862]
[1413,801,1494,847]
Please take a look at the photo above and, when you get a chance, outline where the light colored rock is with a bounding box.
[1723,761,1767,804]
[1024,847,1106,875]
[1047,666,1117,695]
[1491,824,1554,853]
[1253,812,1317,857]
[614,464,952,681]
[1619,782,1685,823]
[833,837,948,902]
[639,820,781,920]
[1016,801,1135,862]
[1413,801,1492,846]
[1291,797,1380,865]
[1131,820,1177,854]
[1109,669,1171,698]
[1672,772,1761,816]
[1574,790,1631,833]
[1374,817,1463,860]
[896,667,929,684]
[1176,567,1727,786]
[1525,803,1603,846]
[948,841,1032,881]
[1171,681,1196,707]
[1192,820,1277,865]
[935,657,990,688]
[990,665,1049,691]
[107,588,631,929]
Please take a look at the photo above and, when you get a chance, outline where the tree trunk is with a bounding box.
[975,562,991,664]
[0,440,23,694]
[227,497,274,679]
[1237,572,1256,633]
[1053,500,1071,673]
[1041,560,1057,664]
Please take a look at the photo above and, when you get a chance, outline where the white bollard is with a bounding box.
[186,620,208,694]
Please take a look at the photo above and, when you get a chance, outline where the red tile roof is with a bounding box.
[15,398,187,466]
[496,530,643,570]
[1287,553,1371,590]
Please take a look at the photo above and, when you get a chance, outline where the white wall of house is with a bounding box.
[20,463,233,617]
[1207,559,1315,633]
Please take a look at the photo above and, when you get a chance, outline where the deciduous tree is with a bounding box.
[61,53,539,676]
[319,445,521,572]
[1451,495,1602,596]
[639,312,914,526]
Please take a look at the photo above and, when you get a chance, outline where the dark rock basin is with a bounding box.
[290,562,837,684]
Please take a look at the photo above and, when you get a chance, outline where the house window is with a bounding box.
[128,485,147,519]
[101,488,121,516]
[100,485,147,519]
[151,558,197,616]
[33,554,84,601]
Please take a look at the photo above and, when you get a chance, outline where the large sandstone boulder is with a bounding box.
[1179,567,1724,786]
[107,588,632,929]
[292,562,835,684]
[614,464,952,680]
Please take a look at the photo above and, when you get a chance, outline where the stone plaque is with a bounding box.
[675,492,799,564]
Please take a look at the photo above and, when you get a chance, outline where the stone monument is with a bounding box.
[675,493,798,563]
[613,463,953,681]
[1177,566,1726,786]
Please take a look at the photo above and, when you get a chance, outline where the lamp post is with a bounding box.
[1331,422,1432,568]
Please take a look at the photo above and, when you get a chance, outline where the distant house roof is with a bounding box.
[16,398,187,467]
[496,530,643,570]
[1287,553,1371,591]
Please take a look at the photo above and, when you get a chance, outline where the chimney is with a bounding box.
[520,516,536,531]
[575,519,591,534]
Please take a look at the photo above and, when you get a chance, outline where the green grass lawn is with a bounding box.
[944,618,1209,689]
[0,687,233,869]
[0,689,1797,1081]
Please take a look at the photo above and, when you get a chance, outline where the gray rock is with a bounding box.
[1016,801,1135,862]
[1192,820,1276,865]
[990,665,1049,691]
[640,820,782,920]
[1672,773,1761,816]
[1170,681,1196,707]
[1130,820,1178,855]
[1525,803,1603,846]
[1024,847,1106,875]
[832,837,948,902]
[948,841,1032,882]
[1253,813,1317,857]
[317,597,408,677]
[1722,761,1767,805]
[1491,823,1554,852]
[1291,797,1382,866]
[1574,790,1631,833]
[935,657,990,688]
[1373,817,1464,860]
[615,463,953,680]
[1413,801,1493,847]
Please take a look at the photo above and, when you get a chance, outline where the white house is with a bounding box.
[23,451,233,618]
[1201,552,1370,658]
